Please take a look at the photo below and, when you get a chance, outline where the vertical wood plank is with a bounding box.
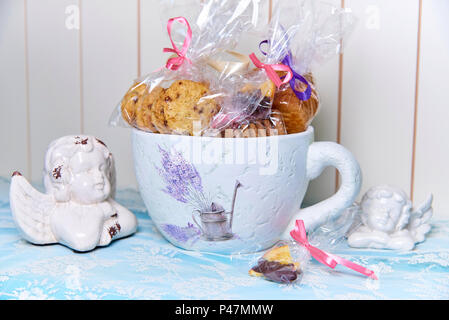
[341,0,419,199]
[140,0,166,75]
[27,0,82,182]
[81,0,138,187]
[414,0,449,219]
[303,0,341,206]
[0,0,29,178]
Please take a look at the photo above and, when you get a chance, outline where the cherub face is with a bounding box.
[362,199,403,233]
[69,148,111,204]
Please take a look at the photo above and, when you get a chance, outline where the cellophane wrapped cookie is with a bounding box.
[272,73,319,134]
[249,208,359,285]
[110,0,354,137]
[203,0,354,136]
[109,0,268,136]
[256,0,355,134]
[207,70,288,137]
[249,241,310,284]
[204,34,291,137]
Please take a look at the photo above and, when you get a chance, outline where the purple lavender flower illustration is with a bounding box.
[156,145,210,211]
[161,223,201,243]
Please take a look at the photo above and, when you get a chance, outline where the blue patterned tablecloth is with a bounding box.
[0,176,448,300]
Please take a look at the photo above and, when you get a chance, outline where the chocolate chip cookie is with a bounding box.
[120,81,148,126]
[153,80,220,135]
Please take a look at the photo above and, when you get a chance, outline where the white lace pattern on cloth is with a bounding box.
[0,177,448,299]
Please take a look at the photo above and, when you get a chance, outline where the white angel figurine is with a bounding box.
[347,185,433,251]
[10,135,138,252]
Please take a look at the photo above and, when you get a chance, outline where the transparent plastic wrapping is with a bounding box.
[109,0,354,137]
[109,0,269,136]
[260,0,355,134]
[266,0,355,71]
[271,72,319,134]
[249,241,311,285]
[217,108,286,138]
[207,0,355,135]
[160,0,267,62]
[206,71,282,136]
[308,204,359,251]
[249,206,358,285]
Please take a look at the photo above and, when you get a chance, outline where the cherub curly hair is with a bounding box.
[361,185,412,232]
[43,135,115,202]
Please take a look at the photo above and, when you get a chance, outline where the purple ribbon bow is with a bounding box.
[259,40,312,101]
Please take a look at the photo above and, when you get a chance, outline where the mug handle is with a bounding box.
[282,141,362,237]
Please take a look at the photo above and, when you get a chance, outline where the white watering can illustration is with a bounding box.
[192,180,242,241]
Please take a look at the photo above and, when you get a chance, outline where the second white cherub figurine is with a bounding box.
[347,185,433,251]
[9,135,138,252]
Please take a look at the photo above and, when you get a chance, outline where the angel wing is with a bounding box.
[9,172,57,244]
[408,194,433,230]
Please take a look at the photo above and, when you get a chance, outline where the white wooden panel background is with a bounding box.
[0,0,448,218]
[341,0,419,196]
[414,0,449,218]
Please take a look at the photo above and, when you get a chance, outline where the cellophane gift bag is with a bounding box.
[248,207,377,285]
[110,0,354,138]
[249,240,311,284]
[109,0,270,136]
[251,0,355,134]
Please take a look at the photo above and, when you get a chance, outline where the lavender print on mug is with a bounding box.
[156,145,241,243]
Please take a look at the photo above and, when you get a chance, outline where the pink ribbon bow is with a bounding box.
[163,17,192,70]
[249,53,293,88]
[290,220,378,280]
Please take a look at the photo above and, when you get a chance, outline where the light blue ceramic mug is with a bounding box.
[132,126,361,254]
